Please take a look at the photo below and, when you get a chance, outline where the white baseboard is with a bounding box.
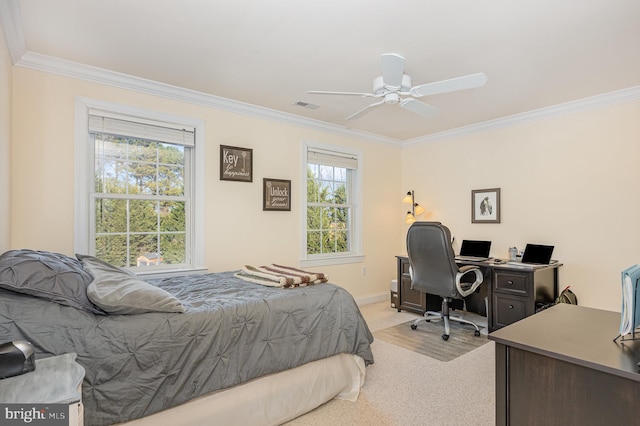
[355,292,389,306]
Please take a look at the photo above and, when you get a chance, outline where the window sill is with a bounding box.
[300,254,364,268]
[136,267,209,279]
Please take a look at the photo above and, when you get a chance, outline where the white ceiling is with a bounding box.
[3,0,640,141]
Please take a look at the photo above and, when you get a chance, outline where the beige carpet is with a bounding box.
[285,302,495,426]
[374,318,490,362]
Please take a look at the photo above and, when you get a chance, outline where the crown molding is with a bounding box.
[16,49,638,148]
[405,85,640,146]
[14,51,402,147]
[0,0,26,63]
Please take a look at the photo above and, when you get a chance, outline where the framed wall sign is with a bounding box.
[263,178,291,211]
[220,145,252,182]
[472,188,501,223]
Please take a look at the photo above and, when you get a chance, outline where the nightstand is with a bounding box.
[0,352,85,426]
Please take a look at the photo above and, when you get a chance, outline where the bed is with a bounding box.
[0,250,374,426]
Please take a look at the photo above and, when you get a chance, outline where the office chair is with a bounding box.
[407,221,483,341]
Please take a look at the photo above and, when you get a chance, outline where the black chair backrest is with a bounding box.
[406,221,459,299]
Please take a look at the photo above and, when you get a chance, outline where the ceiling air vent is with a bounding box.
[294,101,319,110]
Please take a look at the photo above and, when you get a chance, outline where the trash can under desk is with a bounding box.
[390,279,399,309]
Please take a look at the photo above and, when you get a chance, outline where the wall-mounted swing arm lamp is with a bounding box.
[402,190,426,224]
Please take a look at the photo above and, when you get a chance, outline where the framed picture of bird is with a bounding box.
[471,188,501,223]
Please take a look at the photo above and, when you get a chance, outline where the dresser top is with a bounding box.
[489,304,640,382]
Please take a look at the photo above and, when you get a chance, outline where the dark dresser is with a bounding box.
[489,304,640,425]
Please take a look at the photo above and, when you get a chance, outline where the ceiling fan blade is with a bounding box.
[307,90,376,97]
[410,72,488,97]
[345,100,385,121]
[380,53,405,89]
[399,98,439,117]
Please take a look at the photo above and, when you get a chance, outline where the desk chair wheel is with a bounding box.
[410,324,417,330]
[474,330,481,337]
[442,334,449,341]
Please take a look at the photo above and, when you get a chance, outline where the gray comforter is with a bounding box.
[0,271,374,425]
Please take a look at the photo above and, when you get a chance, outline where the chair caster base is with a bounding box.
[474,330,481,337]
[410,324,417,330]
[442,334,449,341]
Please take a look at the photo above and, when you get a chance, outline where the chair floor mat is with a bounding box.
[374,317,489,362]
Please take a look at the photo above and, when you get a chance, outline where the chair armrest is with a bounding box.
[455,266,483,297]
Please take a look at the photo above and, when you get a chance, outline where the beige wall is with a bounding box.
[9,64,640,309]
[0,24,11,252]
[402,100,640,311]
[10,67,402,300]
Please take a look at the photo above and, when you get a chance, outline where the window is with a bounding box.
[302,142,363,266]
[75,99,204,273]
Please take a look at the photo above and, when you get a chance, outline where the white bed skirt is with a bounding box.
[120,353,366,426]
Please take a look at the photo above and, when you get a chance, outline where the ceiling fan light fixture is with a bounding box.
[384,93,400,104]
[307,54,486,121]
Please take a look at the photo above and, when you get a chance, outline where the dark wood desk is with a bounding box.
[489,304,640,426]
[395,256,562,332]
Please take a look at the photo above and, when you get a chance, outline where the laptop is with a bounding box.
[456,240,492,261]
[507,244,555,268]
[522,244,555,265]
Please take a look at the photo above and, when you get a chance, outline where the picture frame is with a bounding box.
[471,188,501,223]
[263,178,291,211]
[220,145,252,182]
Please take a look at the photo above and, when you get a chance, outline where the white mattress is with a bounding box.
[120,353,366,426]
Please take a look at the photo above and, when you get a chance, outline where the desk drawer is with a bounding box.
[493,294,530,329]
[494,272,530,296]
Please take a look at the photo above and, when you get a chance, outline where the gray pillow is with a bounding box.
[0,249,105,315]
[77,255,184,315]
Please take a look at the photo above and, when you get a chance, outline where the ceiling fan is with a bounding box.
[307,53,487,121]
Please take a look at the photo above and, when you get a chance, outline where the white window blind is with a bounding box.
[307,148,358,169]
[88,110,195,147]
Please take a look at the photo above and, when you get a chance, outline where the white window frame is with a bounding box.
[74,98,205,275]
[300,140,364,267]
